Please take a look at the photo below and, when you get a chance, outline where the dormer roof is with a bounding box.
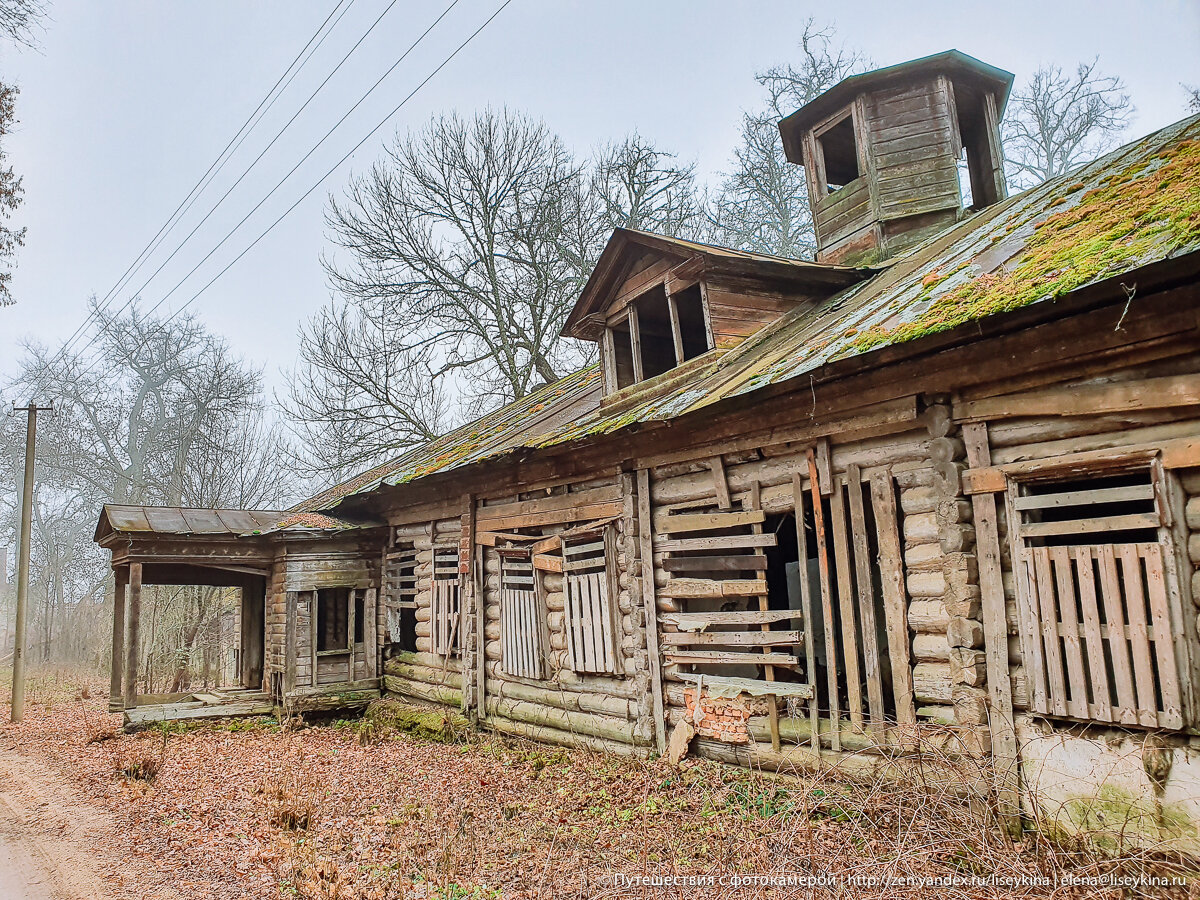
[562,229,864,342]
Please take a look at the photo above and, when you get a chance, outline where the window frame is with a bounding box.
[603,279,713,393]
[315,587,353,656]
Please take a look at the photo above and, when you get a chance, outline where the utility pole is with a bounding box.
[11,401,53,723]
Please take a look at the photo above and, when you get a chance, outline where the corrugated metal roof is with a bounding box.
[100,505,286,536]
[309,113,1200,512]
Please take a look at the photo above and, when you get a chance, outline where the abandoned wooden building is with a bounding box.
[96,50,1200,843]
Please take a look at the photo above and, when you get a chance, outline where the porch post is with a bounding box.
[123,562,143,709]
[108,566,128,711]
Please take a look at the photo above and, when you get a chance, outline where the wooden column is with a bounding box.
[962,422,1021,836]
[108,567,128,712]
[122,562,142,710]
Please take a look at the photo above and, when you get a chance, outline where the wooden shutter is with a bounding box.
[384,541,418,642]
[1011,472,1184,729]
[563,532,621,674]
[500,552,542,679]
[430,546,460,656]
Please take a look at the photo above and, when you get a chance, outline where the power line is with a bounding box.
[78,0,410,353]
[38,0,355,382]
[64,0,515,389]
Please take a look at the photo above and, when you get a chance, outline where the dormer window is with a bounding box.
[815,111,861,194]
[605,281,712,391]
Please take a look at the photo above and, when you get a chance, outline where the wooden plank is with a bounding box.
[532,553,563,573]
[477,501,625,532]
[1071,548,1110,721]
[807,449,841,752]
[1013,484,1154,510]
[680,674,812,700]
[1051,546,1089,719]
[1007,484,1048,714]
[956,374,1200,422]
[661,630,803,647]
[477,485,622,522]
[829,483,863,730]
[963,466,1007,495]
[869,472,916,726]
[123,562,142,708]
[663,650,798,666]
[666,293,685,366]
[1143,544,1184,729]
[662,610,801,630]
[661,510,765,534]
[748,480,780,753]
[709,456,732,509]
[600,328,617,393]
[846,465,884,739]
[656,533,777,553]
[636,468,667,755]
[1018,513,1159,539]
[793,474,822,746]
[660,579,768,599]
[531,534,561,555]
[1096,545,1137,725]
[1032,548,1068,718]
[661,555,768,573]
[1118,544,1159,727]
[815,438,833,496]
[961,422,1020,830]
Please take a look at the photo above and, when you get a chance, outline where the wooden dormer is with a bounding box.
[778,50,1014,265]
[562,230,865,397]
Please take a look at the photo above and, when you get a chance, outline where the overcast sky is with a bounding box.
[1,0,1197,399]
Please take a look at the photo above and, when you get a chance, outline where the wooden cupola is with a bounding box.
[778,50,1014,265]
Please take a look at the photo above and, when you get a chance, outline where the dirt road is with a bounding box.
[0,746,122,899]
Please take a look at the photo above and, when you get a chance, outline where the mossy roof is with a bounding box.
[308,113,1200,514]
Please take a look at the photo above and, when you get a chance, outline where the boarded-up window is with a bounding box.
[385,541,418,651]
[500,551,542,679]
[563,531,621,674]
[1010,469,1183,729]
[430,546,460,657]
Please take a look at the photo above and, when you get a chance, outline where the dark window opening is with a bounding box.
[317,588,349,652]
[674,284,710,361]
[1016,470,1159,548]
[817,114,860,192]
[611,320,635,390]
[634,285,676,379]
[354,594,365,644]
[955,93,1003,210]
[386,541,419,653]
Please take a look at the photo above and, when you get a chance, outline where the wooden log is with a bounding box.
[485,714,644,758]
[912,662,953,703]
[486,677,631,719]
[382,675,461,707]
[485,697,639,745]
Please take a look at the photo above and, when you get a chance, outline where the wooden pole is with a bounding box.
[636,469,667,755]
[108,567,128,712]
[11,402,50,723]
[123,562,143,710]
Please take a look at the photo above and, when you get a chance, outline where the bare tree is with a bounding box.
[325,110,600,415]
[1003,59,1134,189]
[282,295,449,484]
[1185,84,1200,114]
[4,301,293,673]
[591,133,703,237]
[708,20,867,257]
[0,0,46,48]
[0,84,25,306]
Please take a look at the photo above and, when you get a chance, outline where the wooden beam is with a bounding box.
[655,534,777,553]
[847,464,885,739]
[664,650,797,666]
[285,590,297,694]
[660,510,765,533]
[628,305,644,383]
[636,468,667,755]
[815,438,833,496]
[807,448,840,752]
[661,630,803,647]
[749,480,780,752]
[662,609,800,629]
[659,579,768,599]
[962,422,1020,836]
[109,567,127,712]
[793,473,822,749]
[709,456,732,509]
[870,472,915,726]
[662,555,768,573]
[532,553,563,573]
[122,562,142,709]
[955,374,1200,423]
[666,293,685,366]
